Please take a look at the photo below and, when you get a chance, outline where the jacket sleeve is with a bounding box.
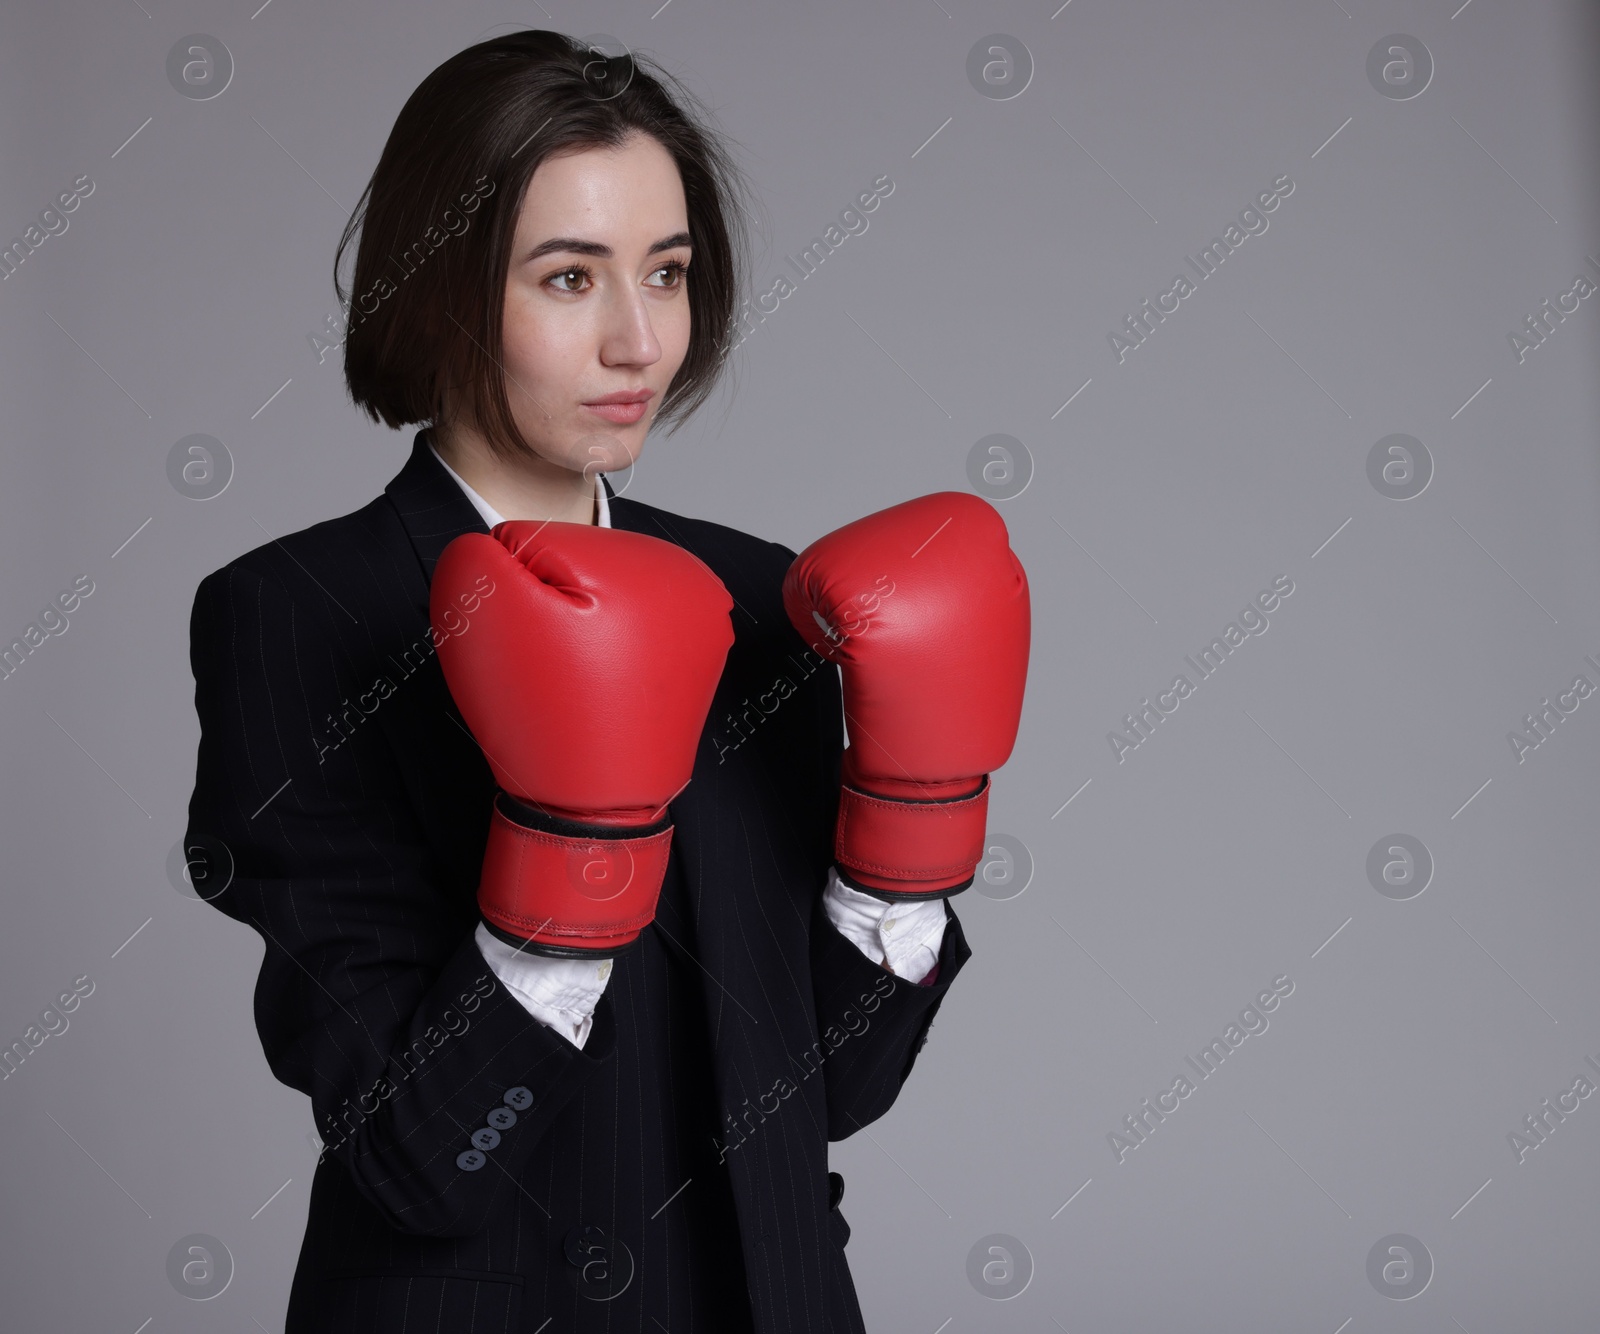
[182,563,614,1238]
[809,891,972,1139]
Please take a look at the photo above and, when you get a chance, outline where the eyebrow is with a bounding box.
[522,232,692,263]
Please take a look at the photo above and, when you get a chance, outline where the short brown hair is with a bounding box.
[336,30,751,457]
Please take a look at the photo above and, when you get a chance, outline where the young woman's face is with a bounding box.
[499,131,693,479]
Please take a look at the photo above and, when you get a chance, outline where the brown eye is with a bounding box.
[649,260,689,288]
[548,265,592,294]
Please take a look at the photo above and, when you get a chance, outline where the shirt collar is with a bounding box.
[428,438,612,530]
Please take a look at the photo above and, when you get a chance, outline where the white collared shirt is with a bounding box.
[431,439,946,1048]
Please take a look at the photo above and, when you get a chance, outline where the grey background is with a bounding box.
[2,0,1598,1329]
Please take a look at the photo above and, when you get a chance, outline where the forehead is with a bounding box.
[515,135,687,241]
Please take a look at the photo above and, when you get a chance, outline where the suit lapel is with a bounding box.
[383,428,492,591]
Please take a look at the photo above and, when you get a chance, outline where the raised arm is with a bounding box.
[183,562,614,1238]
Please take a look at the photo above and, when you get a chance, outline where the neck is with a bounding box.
[432,419,597,526]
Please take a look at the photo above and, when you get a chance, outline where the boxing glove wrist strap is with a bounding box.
[478,792,673,958]
[833,775,989,899]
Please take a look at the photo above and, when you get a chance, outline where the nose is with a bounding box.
[598,284,663,369]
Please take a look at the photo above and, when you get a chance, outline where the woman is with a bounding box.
[182,29,1026,1332]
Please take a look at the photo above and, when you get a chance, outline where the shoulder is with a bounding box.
[191,494,417,633]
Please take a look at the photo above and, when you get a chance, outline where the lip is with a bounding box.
[583,389,655,405]
[582,389,654,425]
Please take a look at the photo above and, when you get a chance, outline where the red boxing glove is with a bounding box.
[431,520,733,955]
[783,493,1029,899]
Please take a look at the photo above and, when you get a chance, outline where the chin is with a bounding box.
[582,442,640,475]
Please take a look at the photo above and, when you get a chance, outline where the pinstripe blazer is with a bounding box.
[182,430,972,1333]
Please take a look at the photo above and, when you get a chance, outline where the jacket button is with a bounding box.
[828,1171,845,1211]
[503,1086,533,1111]
[486,1106,517,1130]
[470,1126,501,1152]
[457,1149,486,1172]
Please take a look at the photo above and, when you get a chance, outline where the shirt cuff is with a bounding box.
[821,866,947,985]
[474,921,613,1050]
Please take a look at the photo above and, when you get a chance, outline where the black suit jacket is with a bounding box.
[183,430,972,1332]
